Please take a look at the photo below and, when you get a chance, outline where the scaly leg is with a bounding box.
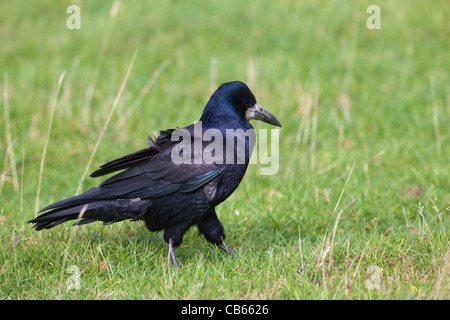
[166,239,180,269]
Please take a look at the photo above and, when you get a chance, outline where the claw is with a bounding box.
[217,243,239,257]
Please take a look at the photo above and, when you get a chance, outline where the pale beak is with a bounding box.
[245,103,282,127]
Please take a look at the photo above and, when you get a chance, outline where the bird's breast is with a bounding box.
[212,163,249,205]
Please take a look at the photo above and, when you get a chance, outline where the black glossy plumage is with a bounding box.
[29,81,281,267]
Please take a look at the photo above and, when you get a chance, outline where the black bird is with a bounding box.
[29,81,281,268]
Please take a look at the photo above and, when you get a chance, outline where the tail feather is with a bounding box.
[29,198,152,231]
[38,187,109,213]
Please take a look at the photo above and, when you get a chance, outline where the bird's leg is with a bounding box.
[163,224,190,269]
[166,239,180,269]
[198,209,238,257]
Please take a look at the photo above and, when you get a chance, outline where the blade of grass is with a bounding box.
[76,50,138,195]
[2,74,19,192]
[83,0,122,124]
[34,71,66,215]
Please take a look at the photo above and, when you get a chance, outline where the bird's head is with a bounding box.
[201,81,282,128]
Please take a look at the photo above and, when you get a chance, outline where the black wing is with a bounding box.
[98,144,226,199]
[90,129,175,177]
[38,128,227,213]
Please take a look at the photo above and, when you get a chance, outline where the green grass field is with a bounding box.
[1,0,449,299]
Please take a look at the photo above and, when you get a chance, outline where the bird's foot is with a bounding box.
[217,243,239,257]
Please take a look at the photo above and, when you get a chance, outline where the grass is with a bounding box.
[0,0,449,299]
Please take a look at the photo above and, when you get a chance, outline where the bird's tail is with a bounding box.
[29,188,152,231]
